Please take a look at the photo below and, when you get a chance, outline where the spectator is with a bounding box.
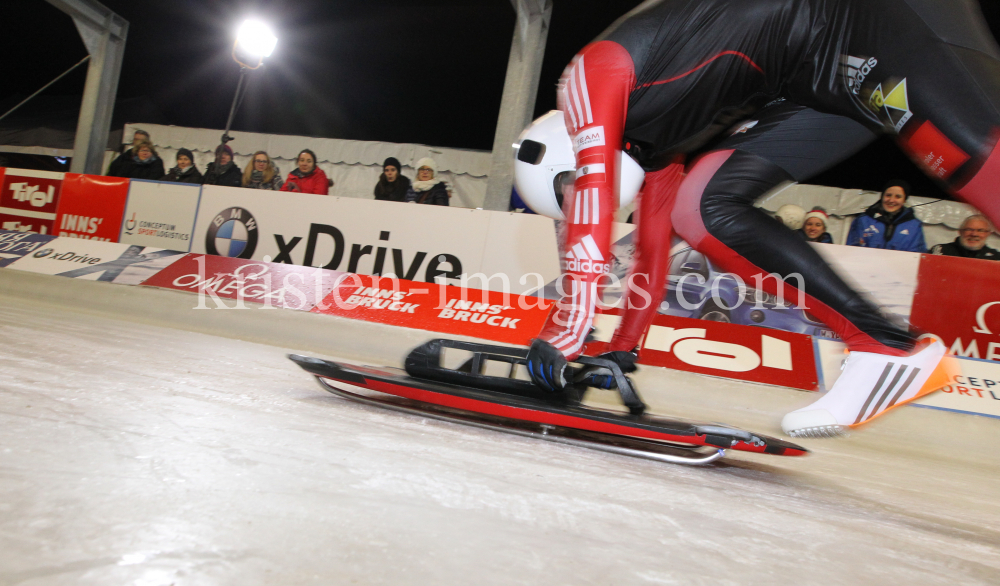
[107,129,150,177]
[931,214,999,260]
[203,144,242,187]
[405,157,449,206]
[774,204,805,230]
[373,157,411,202]
[281,149,330,194]
[847,180,926,252]
[164,148,203,184]
[798,208,834,243]
[243,151,283,190]
[124,141,165,180]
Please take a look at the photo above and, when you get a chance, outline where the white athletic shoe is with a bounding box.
[782,341,954,438]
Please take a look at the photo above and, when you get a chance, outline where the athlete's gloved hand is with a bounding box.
[526,338,571,393]
[575,350,639,389]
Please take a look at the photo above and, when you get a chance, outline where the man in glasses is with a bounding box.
[931,215,999,260]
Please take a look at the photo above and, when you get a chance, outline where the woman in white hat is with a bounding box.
[405,157,450,206]
[799,207,833,243]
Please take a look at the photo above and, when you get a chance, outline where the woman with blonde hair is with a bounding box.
[404,157,449,206]
[242,151,283,190]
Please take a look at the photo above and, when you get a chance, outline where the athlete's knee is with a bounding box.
[670,151,733,244]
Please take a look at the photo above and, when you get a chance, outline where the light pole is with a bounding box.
[221,19,277,146]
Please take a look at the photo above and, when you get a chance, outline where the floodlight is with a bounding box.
[236,20,277,59]
[222,19,278,145]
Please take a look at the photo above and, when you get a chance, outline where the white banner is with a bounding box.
[6,237,186,285]
[914,357,1000,419]
[812,243,920,319]
[119,180,201,251]
[477,211,560,295]
[190,186,559,291]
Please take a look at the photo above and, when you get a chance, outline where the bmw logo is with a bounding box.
[33,248,54,258]
[206,207,258,259]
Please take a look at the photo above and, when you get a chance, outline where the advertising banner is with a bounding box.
[638,313,818,390]
[478,211,561,295]
[910,254,1000,362]
[538,231,850,344]
[140,254,346,311]
[191,186,490,287]
[0,168,64,235]
[0,229,58,267]
[311,274,551,345]
[6,237,186,285]
[119,180,201,251]
[53,174,130,242]
[812,243,920,320]
[913,357,1000,419]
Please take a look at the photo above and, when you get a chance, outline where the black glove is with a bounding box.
[526,338,571,393]
[575,350,639,389]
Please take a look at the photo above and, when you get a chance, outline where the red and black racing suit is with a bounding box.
[539,0,1000,360]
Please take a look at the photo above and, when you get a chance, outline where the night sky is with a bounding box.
[4,0,1000,198]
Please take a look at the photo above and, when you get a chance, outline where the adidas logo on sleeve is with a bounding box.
[562,234,610,274]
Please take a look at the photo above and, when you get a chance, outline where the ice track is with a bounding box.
[1,293,999,585]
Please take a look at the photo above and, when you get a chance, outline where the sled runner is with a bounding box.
[289,339,807,465]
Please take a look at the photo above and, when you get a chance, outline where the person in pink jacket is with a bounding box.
[281,149,330,195]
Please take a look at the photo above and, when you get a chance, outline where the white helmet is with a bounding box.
[513,111,645,220]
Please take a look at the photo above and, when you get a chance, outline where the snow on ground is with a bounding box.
[1,298,999,585]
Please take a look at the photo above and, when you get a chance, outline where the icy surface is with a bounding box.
[1,300,999,585]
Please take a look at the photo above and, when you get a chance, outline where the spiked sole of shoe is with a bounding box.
[787,425,850,439]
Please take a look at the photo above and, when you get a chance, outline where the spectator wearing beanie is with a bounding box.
[931,214,1000,260]
[374,157,411,202]
[847,180,926,252]
[243,151,283,190]
[164,148,203,184]
[281,149,330,195]
[124,141,165,180]
[203,144,243,187]
[798,208,834,244]
[405,157,449,206]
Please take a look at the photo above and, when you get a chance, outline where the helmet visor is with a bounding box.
[552,170,575,211]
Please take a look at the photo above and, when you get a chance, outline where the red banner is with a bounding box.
[140,251,818,387]
[911,254,1000,362]
[53,174,130,242]
[636,313,818,390]
[0,169,63,235]
[311,274,551,345]
[140,254,346,311]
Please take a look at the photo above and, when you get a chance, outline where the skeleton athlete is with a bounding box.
[520,0,1000,436]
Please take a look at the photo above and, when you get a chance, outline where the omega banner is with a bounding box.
[141,253,347,311]
[910,254,1000,362]
[190,186,560,293]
